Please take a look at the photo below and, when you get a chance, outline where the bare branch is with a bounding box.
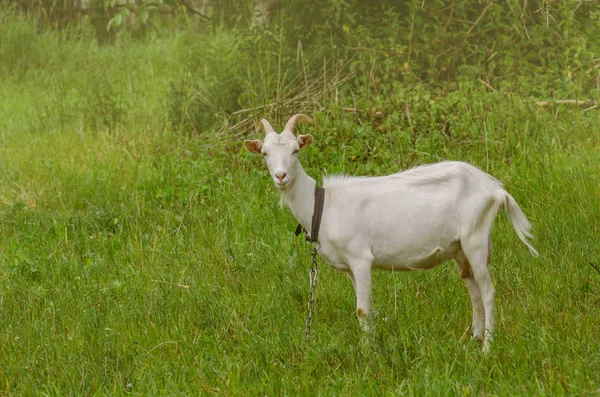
[344,46,404,55]
[467,0,495,35]
[535,100,598,107]
[178,0,211,21]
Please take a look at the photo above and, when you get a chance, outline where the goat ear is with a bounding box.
[297,134,313,149]
[244,140,263,154]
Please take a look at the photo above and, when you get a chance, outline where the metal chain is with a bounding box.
[302,243,319,348]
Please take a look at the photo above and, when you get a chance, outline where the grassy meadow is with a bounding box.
[1,3,600,395]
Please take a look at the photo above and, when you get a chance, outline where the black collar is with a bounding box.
[294,186,325,243]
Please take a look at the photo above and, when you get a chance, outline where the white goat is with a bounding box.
[244,114,538,352]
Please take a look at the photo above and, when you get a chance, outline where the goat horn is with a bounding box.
[260,119,275,134]
[284,114,313,133]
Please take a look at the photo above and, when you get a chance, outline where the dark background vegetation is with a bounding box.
[4,0,600,135]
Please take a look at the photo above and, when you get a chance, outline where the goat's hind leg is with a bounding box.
[345,270,356,292]
[461,237,495,353]
[455,251,485,341]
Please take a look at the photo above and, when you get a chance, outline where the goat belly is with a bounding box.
[372,240,461,271]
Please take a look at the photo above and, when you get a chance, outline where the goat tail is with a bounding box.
[501,191,539,256]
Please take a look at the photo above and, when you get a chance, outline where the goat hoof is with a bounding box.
[471,334,484,343]
[482,343,491,354]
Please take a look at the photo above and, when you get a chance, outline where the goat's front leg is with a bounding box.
[350,262,373,332]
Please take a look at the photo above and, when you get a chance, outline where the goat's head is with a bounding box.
[244,114,313,190]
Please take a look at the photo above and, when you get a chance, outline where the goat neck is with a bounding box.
[279,164,317,233]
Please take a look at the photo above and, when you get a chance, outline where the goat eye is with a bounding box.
[262,152,268,157]
[292,149,299,154]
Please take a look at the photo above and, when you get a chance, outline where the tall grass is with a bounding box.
[1,7,599,396]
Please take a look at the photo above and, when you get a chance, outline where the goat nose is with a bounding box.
[275,172,287,181]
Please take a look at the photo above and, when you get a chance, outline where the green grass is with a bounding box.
[1,10,600,396]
